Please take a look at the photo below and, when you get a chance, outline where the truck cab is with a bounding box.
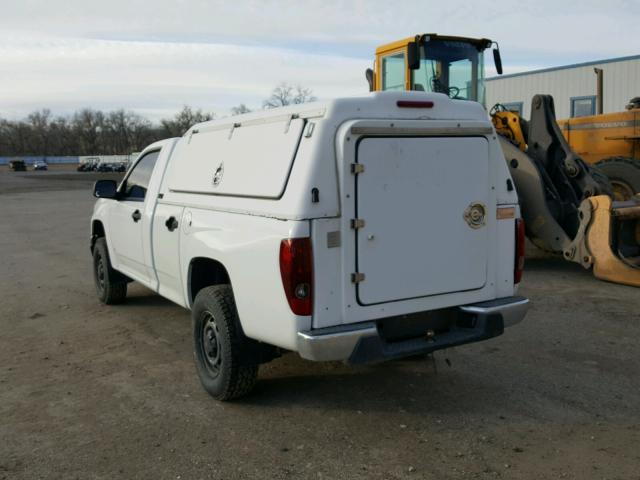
[90,92,528,401]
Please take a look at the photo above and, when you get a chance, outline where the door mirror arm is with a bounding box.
[492,42,503,75]
[407,37,421,70]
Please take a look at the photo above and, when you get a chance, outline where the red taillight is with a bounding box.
[396,100,434,108]
[279,238,313,316]
[515,218,525,284]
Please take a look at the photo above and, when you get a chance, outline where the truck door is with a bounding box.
[151,203,185,306]
[108,150,160,286]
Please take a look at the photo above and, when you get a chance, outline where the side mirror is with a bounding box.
[94,179,118,199]
[493,47,503,75]
[407,41,420,70]
[365,68,375,92]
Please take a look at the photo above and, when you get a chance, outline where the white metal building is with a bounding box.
[485,55,640,120]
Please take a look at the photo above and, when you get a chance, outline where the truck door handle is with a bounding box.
[165,216,179,232]
[131,209,142,222]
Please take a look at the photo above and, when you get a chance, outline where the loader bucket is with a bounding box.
[585,195,640,287]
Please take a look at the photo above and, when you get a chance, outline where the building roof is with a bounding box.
[486,54,640,82]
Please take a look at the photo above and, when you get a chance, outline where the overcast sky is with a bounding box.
[1,0,638,121]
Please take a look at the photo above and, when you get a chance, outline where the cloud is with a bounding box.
[3,0,637,55]
[0,0,638,119]
[0,36,370,120]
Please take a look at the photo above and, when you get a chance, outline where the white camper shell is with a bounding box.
[91,92,528,400]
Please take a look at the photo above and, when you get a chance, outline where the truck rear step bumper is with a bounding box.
[297,296,529,363]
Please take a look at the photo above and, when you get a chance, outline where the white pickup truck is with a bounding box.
[90,92,528,400]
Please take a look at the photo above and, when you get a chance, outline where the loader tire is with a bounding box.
[93,237,127,304]
[595,157,640,201]
[192,285,258,401]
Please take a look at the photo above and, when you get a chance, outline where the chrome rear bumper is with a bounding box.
[297,296,529,363]
[459,296,529,328]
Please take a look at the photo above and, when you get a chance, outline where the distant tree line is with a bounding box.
[0,83,316,157]
[0,106,213,157]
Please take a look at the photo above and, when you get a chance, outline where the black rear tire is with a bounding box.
[192,285,258,401]
[93,237,127,304]
[595,157,640,201]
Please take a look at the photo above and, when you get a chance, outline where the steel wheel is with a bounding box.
[92,237,127,304]
[94,251,106,294]
[199,311,222,378]
[191,285,259,400]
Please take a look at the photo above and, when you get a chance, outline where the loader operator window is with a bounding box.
[382,53,405,91]
[121,150,160,200]
[411,40,484,104]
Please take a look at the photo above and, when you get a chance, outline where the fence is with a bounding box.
[0,156,79,165]
[0,154,140,166]
[78,154,137,165]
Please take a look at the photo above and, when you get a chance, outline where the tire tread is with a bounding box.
[193,285,258,401]
[93,238,127,305]
[595,156,640,198]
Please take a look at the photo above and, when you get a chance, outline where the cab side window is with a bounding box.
[381,53,405,91]
[121,150,160,200]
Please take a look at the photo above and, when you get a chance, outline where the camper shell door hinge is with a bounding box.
[350,218,366,229]
[351,163,365,174]
[351,273,366,283]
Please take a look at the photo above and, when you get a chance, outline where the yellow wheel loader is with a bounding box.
[558,98,640,201]
[368,34,640,287]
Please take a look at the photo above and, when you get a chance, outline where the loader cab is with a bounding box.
[370,34,501,107]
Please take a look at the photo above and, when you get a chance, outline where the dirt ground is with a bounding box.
[1,171,639,480]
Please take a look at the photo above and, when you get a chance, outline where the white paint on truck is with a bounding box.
[91,91,528,397]
[355,136,490,304]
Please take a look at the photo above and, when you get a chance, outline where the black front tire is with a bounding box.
[595,157,640,201]
[192,285,258,401]
[93,237,127,304]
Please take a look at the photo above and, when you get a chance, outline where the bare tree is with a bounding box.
[161,106,214,137]
[101,110,154,154]
[231,104,252,115]
[0,105,219,156]
[72,109,105,155]
[263,83,317,109]
[50,117,77,155]
[27,109,52,156]
[0,118,30,155]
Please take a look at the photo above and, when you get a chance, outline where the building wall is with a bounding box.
[485,55,640,120]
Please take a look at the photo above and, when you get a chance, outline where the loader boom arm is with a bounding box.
[496,95,640,286]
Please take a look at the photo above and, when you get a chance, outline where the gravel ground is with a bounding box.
[1,171,639,480]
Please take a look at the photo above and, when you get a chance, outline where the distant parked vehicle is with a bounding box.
[114,163,127,172]
[33,161,48,171]
[97,163,116,172]
[8,160,27,171]
[78,157,100,172]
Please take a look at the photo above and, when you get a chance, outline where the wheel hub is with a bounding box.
[610,180,635,201]
[201,312,222,376]
[96,255,105,290]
